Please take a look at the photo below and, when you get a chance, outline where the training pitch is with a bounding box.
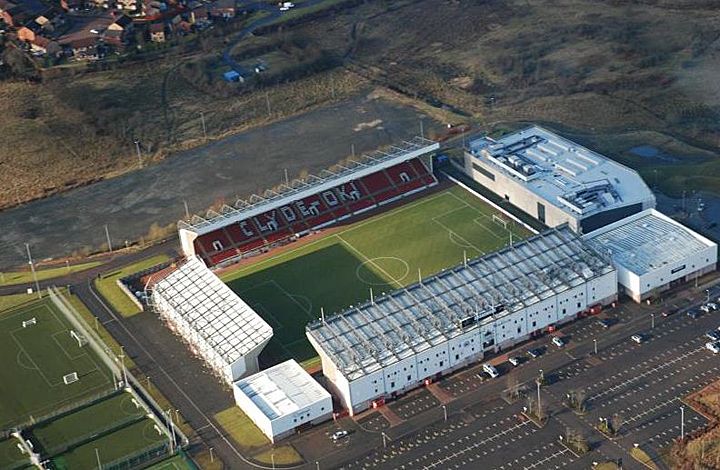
[223,185,532,363]
[0,297,115,430]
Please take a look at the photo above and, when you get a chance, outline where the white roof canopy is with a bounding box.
[152,257,273,363]
[234,360,330,421]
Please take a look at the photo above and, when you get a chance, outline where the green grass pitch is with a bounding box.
[30,392,146,456]
[0,297,115,430]
[0,437,29,470]
[222,185,532,363]
[50,418,168,470]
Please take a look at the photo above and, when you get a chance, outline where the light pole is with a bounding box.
[536,379,541,416]
[706,289,711,303]
[315,462,320,470]
[199,111,207,140]
[651,313,655,329]
[133,139,142,168]
[419,117,425,139]
[25,243,41,299]
[442,404,447,422]
[680,406,685,441]
[593,338,598,355]
[382,431,388,448]
[209,447,214,463]
[95,448,101,469]
[271,452,275,470]
[104,224,113,253]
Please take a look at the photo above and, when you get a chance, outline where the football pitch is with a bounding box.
[223,185,532,363]
[0,297,115,430]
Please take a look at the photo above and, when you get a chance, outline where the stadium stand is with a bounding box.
[178,138,440,267]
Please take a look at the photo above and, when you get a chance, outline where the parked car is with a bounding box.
[508,356,522,367]
[706,341,720,354]
[483,363,500,378]
[688,310,702,319]
[700,305,711,313]
[527,348,543,358]
[551,336,565,348]
[631,333,646,344]
[707,302,718,311]
[706,331,720,341]
[661,309,677,318]
[331,430,348,441]
[597,318,613,328]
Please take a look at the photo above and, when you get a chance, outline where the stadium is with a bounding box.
[145,126,715,438]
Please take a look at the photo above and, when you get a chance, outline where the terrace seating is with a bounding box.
[197,158,437,266]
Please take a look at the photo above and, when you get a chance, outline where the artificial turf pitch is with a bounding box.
[0,297,114,429]
[223,185,531,363]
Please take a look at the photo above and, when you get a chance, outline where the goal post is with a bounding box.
[63,372,79,385]
[22,318,37,328]
[492,214,509,229]
[70,330,88,348]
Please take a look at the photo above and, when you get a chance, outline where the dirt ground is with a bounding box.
[0,91,438,268]
[2,0,720,241]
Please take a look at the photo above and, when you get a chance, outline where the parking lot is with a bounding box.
[318,280,720,470]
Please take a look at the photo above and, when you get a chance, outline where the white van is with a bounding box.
[483,363,500,378]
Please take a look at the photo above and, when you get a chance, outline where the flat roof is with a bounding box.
[307,226,614,381]
[152,257,273,363]
[234,360,330,421]
[179,137,439,235]
[467,126,654,218]
[584,209,717,276]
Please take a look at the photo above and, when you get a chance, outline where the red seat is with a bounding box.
[360,171,393,194]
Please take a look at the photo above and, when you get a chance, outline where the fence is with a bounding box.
[48,288,189,448]
[103,441,171,470]
[0,388,118,440]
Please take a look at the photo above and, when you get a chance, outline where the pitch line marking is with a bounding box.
[336,234,404,288]
[355,256,410,286]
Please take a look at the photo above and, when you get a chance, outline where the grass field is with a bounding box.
[0,438,28,470]
[50,418,168,470]
[223,185,530,362]
[0,261,102,287]
[30,392,145,456]
[94,254,170,318]
[0,297,115,430]
[147,453,197,470]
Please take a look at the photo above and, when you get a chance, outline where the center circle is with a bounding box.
[356,257,410,285]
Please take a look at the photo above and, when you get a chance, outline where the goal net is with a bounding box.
[63,372,79,385]
[492,214,509,229]
[70,330,88,348]
[22,318,37,328]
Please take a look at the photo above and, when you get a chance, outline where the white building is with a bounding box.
[307,226,617,415]
[232,360,332,442]
[584,209,717,302]
[149,257,273,383]
[463,126,655,233]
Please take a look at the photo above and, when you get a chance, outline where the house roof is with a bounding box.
[113,14,132,27]
[149,22,164,33]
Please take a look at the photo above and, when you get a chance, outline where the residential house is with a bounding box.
[61,35,101,59]
[60,0,83,12]
[188,4,209,26]
[149,21,164,42]
[208,0,234,19]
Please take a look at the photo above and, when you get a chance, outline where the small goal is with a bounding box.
[492,214,509,229]
[22,318,37,328]
[63,372,79,385]
[70,330,88,348]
